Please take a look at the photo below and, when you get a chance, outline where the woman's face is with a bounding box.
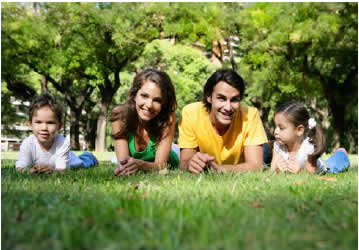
[135,80,163,122]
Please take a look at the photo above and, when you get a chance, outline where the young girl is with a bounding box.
[111,69,179,176]
[16,94,98,174]
[270,101,349,174]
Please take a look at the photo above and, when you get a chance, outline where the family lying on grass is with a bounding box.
[15,69,349,175]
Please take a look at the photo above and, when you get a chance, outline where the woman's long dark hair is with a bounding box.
[111,69,177,143]
[275,101,326,164]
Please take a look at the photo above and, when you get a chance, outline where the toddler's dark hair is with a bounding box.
[28,93,64,124]
[275,101,326,163]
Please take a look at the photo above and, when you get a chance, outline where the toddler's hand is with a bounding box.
[286,157,301,173]
[277,155,288,172]
[31,165,54,174]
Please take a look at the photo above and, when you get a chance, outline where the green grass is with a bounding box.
[2,154,358,250]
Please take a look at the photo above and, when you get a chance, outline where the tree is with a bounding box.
[236,3,358,152]
[2,3,99,149]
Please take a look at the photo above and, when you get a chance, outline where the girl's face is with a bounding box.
[273,112,304,146]
[135,80,163,122]
[30,105,61,150]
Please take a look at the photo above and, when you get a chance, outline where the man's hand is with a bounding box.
[187,152,214,174]
[208,161,225,173]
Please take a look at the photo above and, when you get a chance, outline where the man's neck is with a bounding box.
[209,112,230,136]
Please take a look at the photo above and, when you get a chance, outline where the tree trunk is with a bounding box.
[40,75,48,93]
[95,102,109,152]
[321,79,346,150]
[70,109,81,150]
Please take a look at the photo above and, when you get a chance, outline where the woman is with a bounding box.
[111,69,179,176]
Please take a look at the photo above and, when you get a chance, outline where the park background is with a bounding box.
[2,2,358,154]
[1,2,358,250]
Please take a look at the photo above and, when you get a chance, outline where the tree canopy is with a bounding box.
[2,2,357,153]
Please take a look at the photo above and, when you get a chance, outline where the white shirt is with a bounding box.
[15,134,70,170]
[273,137,314,169]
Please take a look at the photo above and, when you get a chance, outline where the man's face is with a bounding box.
[207,81,241,131]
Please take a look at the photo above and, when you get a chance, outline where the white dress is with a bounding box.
[273,137,314,169]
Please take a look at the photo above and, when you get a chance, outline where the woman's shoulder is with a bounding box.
[111,104,126,115]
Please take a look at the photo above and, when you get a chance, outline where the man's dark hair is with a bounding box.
[202,69,245,112]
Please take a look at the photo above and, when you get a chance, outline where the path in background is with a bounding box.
[1,151,115,162]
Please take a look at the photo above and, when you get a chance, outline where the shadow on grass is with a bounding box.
[2,177,357,250]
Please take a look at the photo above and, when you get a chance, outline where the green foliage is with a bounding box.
[236,3,358,151]
[129,40,218,123]
[2,156,358,250]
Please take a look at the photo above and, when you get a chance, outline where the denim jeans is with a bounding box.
[69,151,98,169]
[316,149,350,174]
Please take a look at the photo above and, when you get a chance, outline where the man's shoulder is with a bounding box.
[238,105,259,119]
[182,102,203,111]
[182,102,206,116]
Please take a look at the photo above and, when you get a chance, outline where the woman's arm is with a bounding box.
[111,110,130,162]
[115,113,176,175]
[140,113,176,171]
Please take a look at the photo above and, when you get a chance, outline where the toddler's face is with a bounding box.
[30,105,61,151]
[273,113,298,146]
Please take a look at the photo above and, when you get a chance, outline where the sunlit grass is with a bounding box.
[2,155,357,250]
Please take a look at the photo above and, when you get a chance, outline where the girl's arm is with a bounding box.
[270,149,279,172]
[303,158,316,174]
[270,149,288,172]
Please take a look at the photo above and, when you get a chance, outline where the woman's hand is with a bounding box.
[113,157,142,176]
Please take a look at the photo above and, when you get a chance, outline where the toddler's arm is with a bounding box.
[270,150,288,172]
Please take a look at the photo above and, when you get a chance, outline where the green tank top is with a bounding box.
[127,133,179,169]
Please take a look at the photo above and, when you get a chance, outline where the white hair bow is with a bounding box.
[308,118,317,129]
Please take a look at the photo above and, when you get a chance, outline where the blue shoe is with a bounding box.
[316,158,327,174]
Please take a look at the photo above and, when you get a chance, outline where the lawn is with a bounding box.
[2,153,358,250]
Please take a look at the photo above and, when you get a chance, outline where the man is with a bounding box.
[178,69,268,174]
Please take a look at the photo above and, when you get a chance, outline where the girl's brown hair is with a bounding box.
[111,69,176,143]
[275,101,326,164]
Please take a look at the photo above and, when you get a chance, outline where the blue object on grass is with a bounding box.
[316,149,349,174]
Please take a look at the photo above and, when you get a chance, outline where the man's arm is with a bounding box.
[210,145,263,173]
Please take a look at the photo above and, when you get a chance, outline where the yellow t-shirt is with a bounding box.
[178,102,268,164]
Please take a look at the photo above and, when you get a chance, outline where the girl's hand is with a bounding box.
[114,157,141,176]
[286,157,301,173]
[276,155,288,172]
